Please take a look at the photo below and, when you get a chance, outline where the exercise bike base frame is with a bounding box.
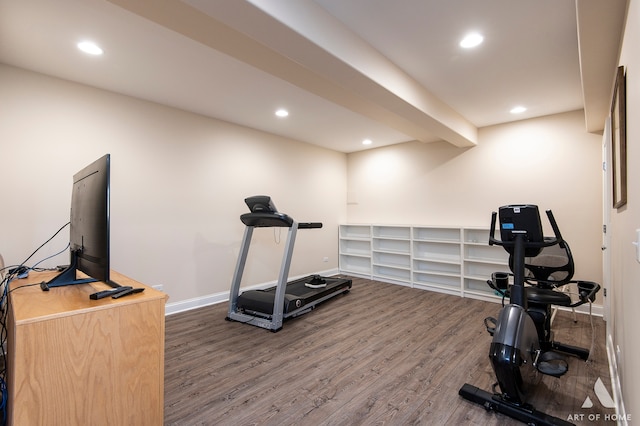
[459,383,574,426]
[549,341,589,361]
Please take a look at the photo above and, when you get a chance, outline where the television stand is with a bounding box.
[7,270,167,425]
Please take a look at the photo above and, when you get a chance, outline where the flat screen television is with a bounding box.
[42,154,119,290]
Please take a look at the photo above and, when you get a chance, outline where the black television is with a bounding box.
[42,154,119,290]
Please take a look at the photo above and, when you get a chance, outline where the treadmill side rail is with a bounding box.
[227,226,253,319]
[227,222,298,332]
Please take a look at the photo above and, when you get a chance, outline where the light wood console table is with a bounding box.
[6,270,167,425]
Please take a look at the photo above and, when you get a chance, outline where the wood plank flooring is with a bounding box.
[163,277,615,425]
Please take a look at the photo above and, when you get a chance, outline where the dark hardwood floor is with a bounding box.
[163,277,614,425]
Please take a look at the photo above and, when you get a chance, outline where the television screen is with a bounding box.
[43,154,117,289]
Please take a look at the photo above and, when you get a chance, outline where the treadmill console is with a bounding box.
[245,195,278,213]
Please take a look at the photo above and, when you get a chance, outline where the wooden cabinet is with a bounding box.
[7,271,167,425]
[339,224,509,302]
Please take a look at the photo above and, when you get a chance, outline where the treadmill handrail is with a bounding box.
[240,213,323,229]
[240,212,294,227]
[298,222,322,229]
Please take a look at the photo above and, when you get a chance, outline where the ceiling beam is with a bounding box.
[576,0,628,133]
[109,0,477,147]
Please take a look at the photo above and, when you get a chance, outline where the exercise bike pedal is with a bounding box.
[484,316,497,336]
[536,351,568,377]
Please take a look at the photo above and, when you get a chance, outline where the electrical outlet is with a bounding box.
[153,284,163,291]
[322,257,329,262]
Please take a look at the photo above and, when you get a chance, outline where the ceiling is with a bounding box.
[0,0,627,153]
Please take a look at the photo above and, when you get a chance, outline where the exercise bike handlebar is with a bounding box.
[489,211,498,245]
[571,281,601,307]
[489,209,565,249]
[545,209,567,249]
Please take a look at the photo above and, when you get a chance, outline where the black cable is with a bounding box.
[0,272,12,426]
[7,282,45,295]
[17,221,70,267]
[30,242,70,272]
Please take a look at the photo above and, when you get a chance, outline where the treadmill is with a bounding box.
[226,196,352,332]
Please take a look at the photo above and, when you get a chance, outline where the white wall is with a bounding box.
[347,109,603,282]
[0,64,347,304]
[609,0,640,414]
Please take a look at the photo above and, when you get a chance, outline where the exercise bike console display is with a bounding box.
[497,204,545,256]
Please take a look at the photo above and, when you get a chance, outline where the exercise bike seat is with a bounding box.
[525,286,572,306]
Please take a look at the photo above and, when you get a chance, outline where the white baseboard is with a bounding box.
[165,291,228,316]
[606,333,628,425]
[164,268,340,316]
[165,268,603,318]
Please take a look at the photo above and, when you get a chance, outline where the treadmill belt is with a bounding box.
[236,276,352,316]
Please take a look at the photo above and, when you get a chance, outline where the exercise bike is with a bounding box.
[459,205,600,425]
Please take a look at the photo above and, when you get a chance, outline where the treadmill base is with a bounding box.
[227,275,352,332]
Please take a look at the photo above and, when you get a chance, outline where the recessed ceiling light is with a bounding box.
[510,106,527,114]
[77,41,103,55]
[362,139,372,145]
[460,32,484,49]
[275,109,289,118]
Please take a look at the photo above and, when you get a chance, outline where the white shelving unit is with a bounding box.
[462,228,510,299]
[339,225,372,277]
[339,224,510,302]
[372,225,411,286]
[413,226,462,295]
